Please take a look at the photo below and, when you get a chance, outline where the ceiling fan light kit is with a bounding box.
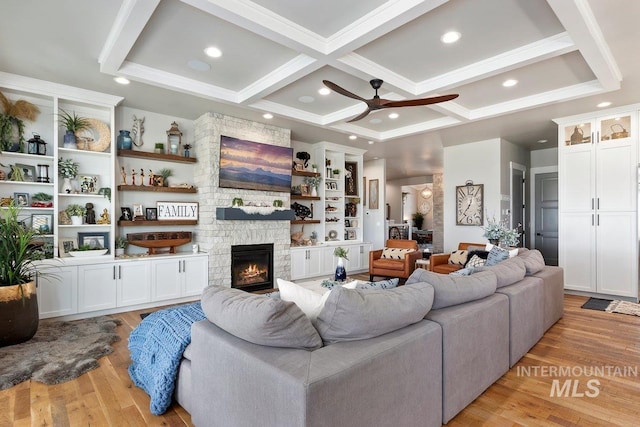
[322,79,458,123]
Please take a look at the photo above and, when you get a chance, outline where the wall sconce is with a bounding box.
[166,121,182,155]
[28,134,47,156]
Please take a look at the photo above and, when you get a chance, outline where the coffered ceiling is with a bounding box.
[2,0,638,179]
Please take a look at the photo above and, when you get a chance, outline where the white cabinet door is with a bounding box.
[596,139,636,212]
[183,256,208,296]
[78,264,117,312]
[360,243,372,270]
[117,262,151,307]
[151,259,182,301]
[345,245,362,271]
[306,248,323,278]
[559,146,594,212]
[559,213,596,293]
[37,266,78,319]
[321,247,337,275]
[290,249,308,280]
[596,212,637,297]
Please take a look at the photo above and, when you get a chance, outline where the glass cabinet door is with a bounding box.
[563,122,592,146]
[599,114,632,143]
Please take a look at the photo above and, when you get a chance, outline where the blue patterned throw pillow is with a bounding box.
[356,278,399,290]
[485,246,509,266]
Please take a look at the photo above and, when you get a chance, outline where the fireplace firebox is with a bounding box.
[231,243,274,292]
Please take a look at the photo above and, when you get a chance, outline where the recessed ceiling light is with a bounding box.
[187,59,211,71]
[318,87,331,95]
[298,95,315,103]
[368,140,374,145]
[441,31,461,44]
[502,79,518,87]
[204,46,222,58]
[114,77,130,85]
[349,135,357,140]
[597,101,611,108]
[370,118,382,124]
[537,139,548,144]
[388,112,399,119]
[263,113,273,119]
[373,157,379,160]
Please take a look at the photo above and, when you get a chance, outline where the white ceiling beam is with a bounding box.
[378,116,461,140]
[98,0,161,74]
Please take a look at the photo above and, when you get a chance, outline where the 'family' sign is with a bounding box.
[157,201,199,220]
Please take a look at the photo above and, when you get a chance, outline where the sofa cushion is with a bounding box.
[201,285,323,350]
[356,278,399,290]
[518,249,546,275]
[372,258,405,270]
[486,243,519,258]
[475,256,526,288]
[448,249,468,265]
[406,269,497,309]
[465,254,486,268]
[381,247,415,259]
[485,246,510,266]
[277,278,356,323]
[315,285,434,343]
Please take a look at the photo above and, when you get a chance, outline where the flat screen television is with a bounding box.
[219,135,293,193]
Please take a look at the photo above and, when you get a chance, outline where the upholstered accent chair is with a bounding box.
[369,239,422,281]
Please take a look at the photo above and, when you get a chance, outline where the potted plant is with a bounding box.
[183,144,192,158]
[115,236,128,257]
[332,168,340,179]
[412,211,424,230]
[58,157,78,193]
[0,203,43,346]
[311,164,318,172]
[333,246,349,281]
[58,109,90,149]
[0,91,40,152]
[158,168,172,187]
[65,204,86,225]
[304,175,322,197]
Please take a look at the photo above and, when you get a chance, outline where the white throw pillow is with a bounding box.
[277,279,357,324]
[485,243,518,258]
[381,247,415,259]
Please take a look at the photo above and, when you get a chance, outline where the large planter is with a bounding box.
[0,281,39,347]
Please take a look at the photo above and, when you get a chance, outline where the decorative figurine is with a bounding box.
[132,115,145,147]
[148,169,154,186]
[131,169,137,186]
[140,168,145,186]
[121,166,127,185]
[97,208,110,224]
[85,203,96,224]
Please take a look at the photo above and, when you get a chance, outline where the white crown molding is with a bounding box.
[249,99,325,125]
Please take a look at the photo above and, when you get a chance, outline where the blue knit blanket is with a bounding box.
[128,302,205,415]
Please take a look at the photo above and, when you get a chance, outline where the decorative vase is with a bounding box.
[6,142,21,152]
[0,281,39,347]
[489,239,500,246]
[70,216,82,226]
[61,177,73,194]
[115,248,125,257]
[63,130,77,149]
[117,130,133,150]
[311,186,318,197]
[334,257,347,281]
[184,149,190,158]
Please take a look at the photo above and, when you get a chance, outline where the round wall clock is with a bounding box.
[456,183,484,226]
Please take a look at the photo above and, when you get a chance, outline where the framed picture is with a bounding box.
[344,219,351,227]
[369,179,379,209]
[132,203,144,219]
[13,192,29,207]
[145,207,158,220]
[120,207,133,221]
[347,230,356,240]
[31,214,53,234]
[456,183,484,226]
[300,184,310,196]
[14,164,36,182]
[78,232,109,252]
[345,161,358,196]
[78,175,99,193]
[58,237,77,258]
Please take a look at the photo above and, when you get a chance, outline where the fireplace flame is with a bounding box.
[238,263,267,284]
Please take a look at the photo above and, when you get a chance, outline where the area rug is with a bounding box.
[0,316,121,390]
[605,300,640,317]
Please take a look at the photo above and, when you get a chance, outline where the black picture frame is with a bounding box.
[78,231,110,253]
[120,207,132,221]
[13,192,29,207]
[345,161,358,196]
[145,207,158,221]
[455,183,484,226]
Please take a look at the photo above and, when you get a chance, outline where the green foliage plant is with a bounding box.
[0,203,42,288]
[333,246,349,260]
[58,110,90,133]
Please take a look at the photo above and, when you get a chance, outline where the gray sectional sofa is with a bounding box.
[175,248,563,427]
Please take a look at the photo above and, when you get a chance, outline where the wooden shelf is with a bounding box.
[118,219,197,226]
[291,220,320,224]
[117,149,196,163]
[117,185,197,193]
[292,170,320,177]
[291,195,320,200]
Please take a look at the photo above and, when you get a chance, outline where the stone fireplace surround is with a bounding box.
[193,112,292,288]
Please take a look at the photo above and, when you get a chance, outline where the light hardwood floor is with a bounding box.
[1,294,639,426]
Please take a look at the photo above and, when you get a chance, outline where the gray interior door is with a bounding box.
[534,172,559,266]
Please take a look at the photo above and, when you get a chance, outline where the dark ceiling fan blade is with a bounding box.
[347,108,372,122]
[383,94,459,108]
[323,80,366,102]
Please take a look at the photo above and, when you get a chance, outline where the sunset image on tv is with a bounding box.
[219,135,293,192]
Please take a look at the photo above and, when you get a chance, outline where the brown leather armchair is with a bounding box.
[429,242,485,274]
[369,239,422,281]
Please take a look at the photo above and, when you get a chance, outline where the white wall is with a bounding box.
[443,139,501,251]
[364,159,386,250]
[531,147,558,168]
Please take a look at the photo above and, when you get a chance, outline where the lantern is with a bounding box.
[166,121,182,155]
[37,164,50,183]
[28,133,46,155]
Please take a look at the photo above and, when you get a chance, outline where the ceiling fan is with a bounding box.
[322,79,458,122]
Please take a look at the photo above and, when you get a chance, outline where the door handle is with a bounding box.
[178,261,182,273]
[119,265,122,279]
[182,260,186,272]
[113,265,116,280]
[536,233,542,236]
